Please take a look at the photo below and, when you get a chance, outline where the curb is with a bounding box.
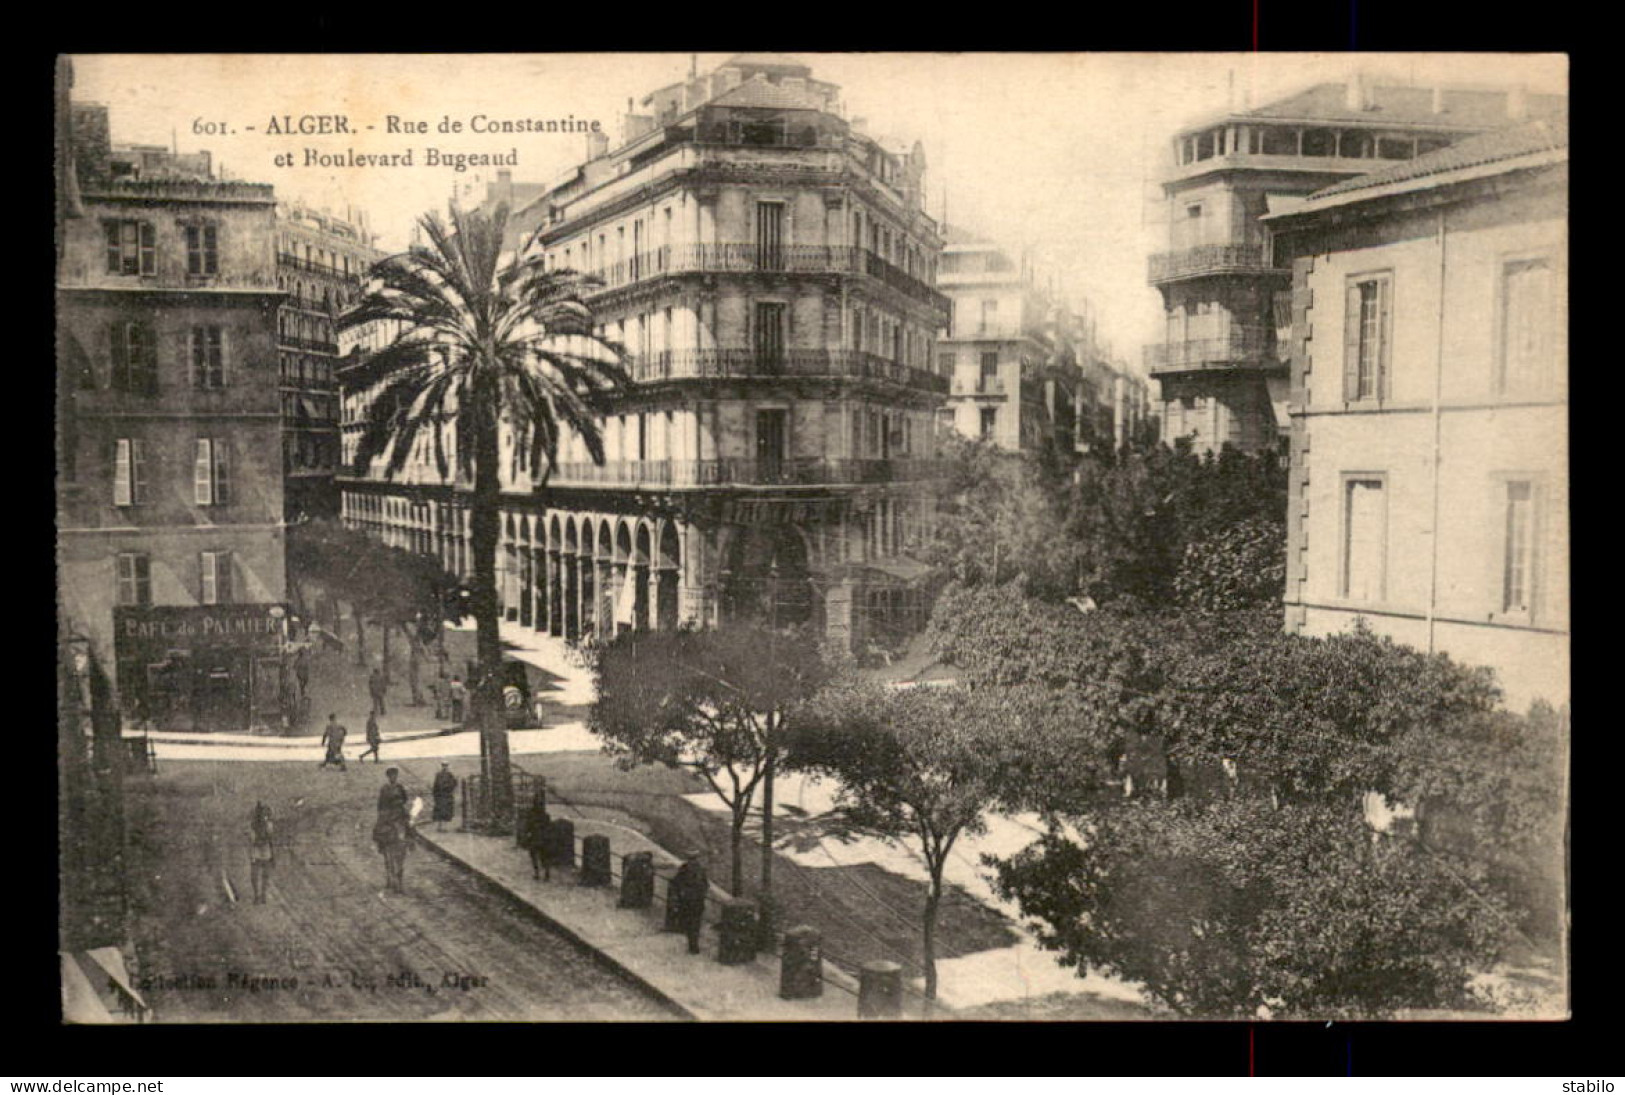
[410,827,697,1022]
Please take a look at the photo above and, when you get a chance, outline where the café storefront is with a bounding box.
[113,604,289,733]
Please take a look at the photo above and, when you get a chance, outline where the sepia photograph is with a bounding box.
[54,51,1569,1025]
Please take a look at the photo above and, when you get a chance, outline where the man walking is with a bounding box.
[373,767,412,893]
[368,666,388,717]
[671,849,709,955]
[319,713,348,771]
[448,677,466,725]
[248,802,275,904]
[359,711,382,764]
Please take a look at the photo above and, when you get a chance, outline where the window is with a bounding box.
[1344,274,1392,401]
[194,439,232,506]
[980,407,997,440]
[116,552,151,606]
[1500,257,1554,394]
[754,301,786,370]
[186,225,219,276]
[110,322,158,395]
[1501,480,1536,615]
[200,550,233,605]
[191,326,225,388]
[755,201,785,271]
[937,352,956,373]
[1341,477,1387,602]
[105,220,155,276]
[112,438,148,506]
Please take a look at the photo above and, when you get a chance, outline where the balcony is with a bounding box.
[1147,243,1288,286]
[629,348,947,395]
[279,335,340,354]
[549,457,944,489]
[581,243,952,318]
[950,375,1007,397]
[1143,327,1276,375]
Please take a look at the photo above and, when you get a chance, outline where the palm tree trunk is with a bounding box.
[471,380,513,834]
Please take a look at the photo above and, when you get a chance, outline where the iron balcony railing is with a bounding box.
[549,457,944,489]
[1147,243,1288,285]
[279,335,341,354]
[628,348,947,395]
[582,243,951,316]
[1143,327,1276,374]
[950,375,1007,396]
[277,253,360,280]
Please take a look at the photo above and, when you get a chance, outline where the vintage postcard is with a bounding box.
[56,52,1568,1024]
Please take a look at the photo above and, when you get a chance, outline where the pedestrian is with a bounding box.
[248,801,275,904]
[671,848,709,955]
[448,677,466,725]
[431,763,458,832]
[519,794,551,881]
[430,672,447,721]
[359,711,382,764]
[373,767,412,893]
[294,648,310,700]
[318,713,348,771]
[368,666,387,717]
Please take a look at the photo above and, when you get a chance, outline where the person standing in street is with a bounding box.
[294,648,310,702]
[368,666,387,717]
[248,802,275,904]
[519,794,552,881]
[373,767,412,893]
[671,849,709,955]
[431,763,458,832]
[359,711,382,764]
[448,677,466,725]
[319,714,348,771]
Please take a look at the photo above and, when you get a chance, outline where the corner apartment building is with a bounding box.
[57,100,288,731]
[1147,76,1565,456]
[340,54,951,651]
[276,203,382,521]
[1267,117,1568,710]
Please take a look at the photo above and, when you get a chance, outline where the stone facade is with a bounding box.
[1269,123,1568,710]
[340,54,949,652]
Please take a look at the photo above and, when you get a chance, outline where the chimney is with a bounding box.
[1344,72,1368,111]
[1508,84,1529,119]
[498,168,513,205]
[586,129,609,160]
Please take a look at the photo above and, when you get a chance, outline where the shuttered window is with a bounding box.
[192,326,225,388]
[116,553,151,606]
[1502,480,1535,615]
[1342,477,1387,602]
[1501,258,1553,394]
[186,224,219,276]
[111,322,158,395]
[1344,274,1392,402]
[112,438,147,506]
[105,220,156,275]
[194,439,231,506]
[755,202,785,271]
[201,550,233,605]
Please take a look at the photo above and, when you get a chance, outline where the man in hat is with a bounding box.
[359,711,383,764]
[373,767,412,893]
[368,666,388,717]
[319,714,348,771]
[670,848,709,955]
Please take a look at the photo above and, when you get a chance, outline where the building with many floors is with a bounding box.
[275,203,383,521]
[1266,116,1568,710]
[1147,75,1566,456]
[340,53,952,652]
[57,97,289,731]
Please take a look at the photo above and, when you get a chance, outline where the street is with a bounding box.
[122,759,680,1022]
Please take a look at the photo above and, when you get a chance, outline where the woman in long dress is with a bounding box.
[431,763,458,832]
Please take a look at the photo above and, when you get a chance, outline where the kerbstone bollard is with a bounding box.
[717,899,758,966]
[580,834,612,887]
[546,818,575,870]
[619,851,655,909]
[779,925,823,1000]
[858,961,903,1019]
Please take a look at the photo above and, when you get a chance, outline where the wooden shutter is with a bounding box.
[113,439,131,506]
[213,440,231,505]
[187,226,200,275]
[116,554,133,605]
[190,327,203,387]
[203,225,219,275]
[135,554,150,605]
[131,439,147,503]
[194,439,213,505]
[1343,282,1363,402]
[139,222,156,275]
[110,323,128,390]
[1377,276,1393,401]
[201,551,218,604]
[105,223,121,273]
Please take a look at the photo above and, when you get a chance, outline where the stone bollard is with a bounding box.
[858,961,903,1019]
[716,899,758,966]
[779,925,823,1000]
[546,818,575,870]
[619,851,655,909]
[580,834,612,887]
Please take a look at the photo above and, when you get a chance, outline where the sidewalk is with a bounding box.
[395,759,867,1022]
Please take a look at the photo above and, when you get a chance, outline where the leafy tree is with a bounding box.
[791,679,1009,1010]
[1173,514,1287,611]
[992,796,1511,1018]
[589,625,832,899]
[340,204,627,831]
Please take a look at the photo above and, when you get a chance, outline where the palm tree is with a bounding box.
[339,203,627,833]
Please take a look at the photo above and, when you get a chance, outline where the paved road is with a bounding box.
[124,760,679,1022]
